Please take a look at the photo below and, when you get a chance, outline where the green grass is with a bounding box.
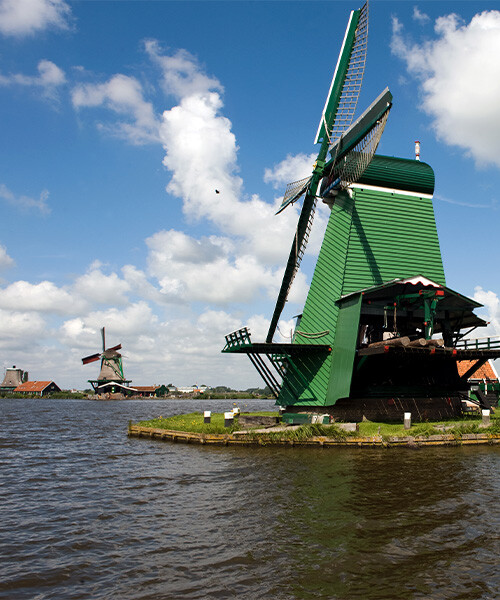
[137,412,238,434]
[137,411,280,435]
[358,412,500,439]
[135,411,500,441]
[249,423,353,443]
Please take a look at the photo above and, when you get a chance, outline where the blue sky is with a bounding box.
[1,0,500,389]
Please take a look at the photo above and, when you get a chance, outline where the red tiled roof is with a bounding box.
[457,360,498,381]
[14,381,56,392]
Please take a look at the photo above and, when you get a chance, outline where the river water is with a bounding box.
[1,398,499,600]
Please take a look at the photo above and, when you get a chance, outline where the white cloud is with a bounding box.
[0,59,66,100]
[474,286,500,335]
[413,6,430,25]
[72,74,160,144]
[67,301,158,341]
[145,41,222,99]
[0,280,82,314]
[146,229,275,305]
[121,264,166,304]
[263,153,316,190]
[73,265,130,306]
[157,47,322,269]
[0,308,46,344]
[0,244,14,270]
[0,0,71,37]
[0,183,50,214]
[391,10,500,168]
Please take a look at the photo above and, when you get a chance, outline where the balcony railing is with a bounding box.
[456,336,500,350]
[223,327,252,351]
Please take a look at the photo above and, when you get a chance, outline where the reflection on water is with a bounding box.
[0,398,499,599]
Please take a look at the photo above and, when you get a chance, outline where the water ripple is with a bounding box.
[1,399,500,599]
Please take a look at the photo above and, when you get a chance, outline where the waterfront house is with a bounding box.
[134,386,160,397]
[14,381,61,396]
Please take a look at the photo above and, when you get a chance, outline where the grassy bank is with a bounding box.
[136,411,500,441]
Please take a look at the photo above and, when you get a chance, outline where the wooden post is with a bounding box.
[224,412,234,427]
[404,412,411,430]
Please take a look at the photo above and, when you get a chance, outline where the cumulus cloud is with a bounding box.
[73,264,130,306]
[264,153,316,190]
[72,74,160,144]
[155,44,327,312]
[74,301,157,339]
[0,244,14,270]
[157,46,330,260]
[474,286,500,335]
[0,183,50,213]
[391,10,500,168]
[146,229,276,305]
[0,308,46,345]
[0,280,84,314]
[0,0,71,37]
[145,41,222,98]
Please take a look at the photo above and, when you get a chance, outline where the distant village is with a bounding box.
[0,327,270,400]
[0,365,269,399]
[4,328,497,406]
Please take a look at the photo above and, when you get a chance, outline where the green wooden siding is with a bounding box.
[278,191,355,406]
[342,187,446,293]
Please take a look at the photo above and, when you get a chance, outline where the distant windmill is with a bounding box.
[82,327,132,393]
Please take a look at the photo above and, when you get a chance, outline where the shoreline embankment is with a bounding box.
[128,424,500,448]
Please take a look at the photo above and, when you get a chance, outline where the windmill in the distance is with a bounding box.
[82,328,132,394]
[222,1,500,422]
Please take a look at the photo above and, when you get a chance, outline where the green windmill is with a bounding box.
[223,2,500,421]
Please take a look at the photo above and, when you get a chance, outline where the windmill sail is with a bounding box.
[275,2,369,218]
[321,87,392,196]
[82,352,101,365]
[315,1,368,147]
[266,194,318,343]
[266,2,369,343]
[276,176,311,215]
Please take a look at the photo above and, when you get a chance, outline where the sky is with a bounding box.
[1,0,500,390]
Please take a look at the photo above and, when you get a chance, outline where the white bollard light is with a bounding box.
[232,407,240,416]
[404,412,411,430]
[204,410,211,424]
[224,412,234,428]
[482,409,490,427]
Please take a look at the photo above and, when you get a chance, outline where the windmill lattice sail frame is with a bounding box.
[319,1,369,148]
[276,1,369,217]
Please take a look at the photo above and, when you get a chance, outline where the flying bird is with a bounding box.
[215,189,220,194]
